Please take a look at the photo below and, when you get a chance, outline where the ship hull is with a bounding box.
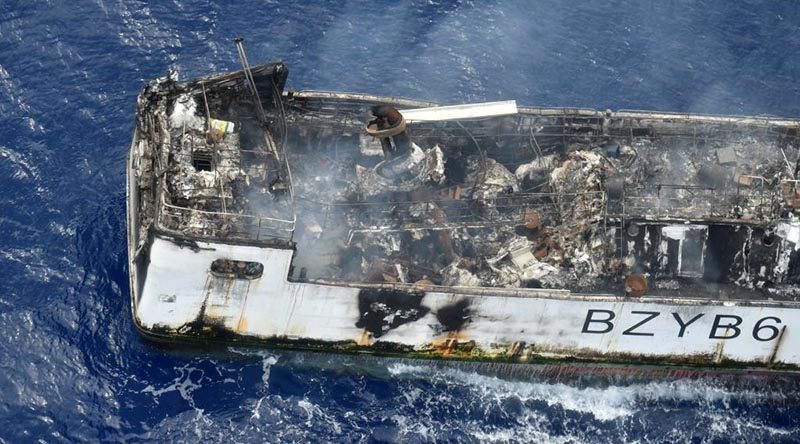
[127,231,800,373]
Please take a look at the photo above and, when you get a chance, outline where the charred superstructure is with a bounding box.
[133,62,294,245]
[128,58,800,372]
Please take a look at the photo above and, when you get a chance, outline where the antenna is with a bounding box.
[234,37,266,118]
[234,38,280,162]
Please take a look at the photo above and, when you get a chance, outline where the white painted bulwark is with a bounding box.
[135,236,800,368]
[401,101,518,122]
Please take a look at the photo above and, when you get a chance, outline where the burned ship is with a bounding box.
[127,49,800,375]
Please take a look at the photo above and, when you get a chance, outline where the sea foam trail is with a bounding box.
[141,356,800,443]
[386,362,793,422]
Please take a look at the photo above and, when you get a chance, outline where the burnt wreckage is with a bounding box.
[128,56,800,373]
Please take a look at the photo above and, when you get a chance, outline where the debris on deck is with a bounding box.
[134,65,800,300]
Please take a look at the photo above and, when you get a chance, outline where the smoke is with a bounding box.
[239,0,800,116]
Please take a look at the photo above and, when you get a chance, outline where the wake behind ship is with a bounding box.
[127,50,800,374]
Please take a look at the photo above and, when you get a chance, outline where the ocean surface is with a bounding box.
[2,0,800,442]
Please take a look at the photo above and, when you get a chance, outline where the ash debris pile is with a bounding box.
[288,105,615,291]
[286,101,800,297]
[140,63,295,242]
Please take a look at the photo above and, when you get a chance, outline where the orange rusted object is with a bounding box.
[782,182,800,208]
[366,106,407,138]
[734,172,754,187]
[624,273,648,297]
[452,185,462,200]
[533,237,554,258]
[522,208,540,230]
[413,279,434,289]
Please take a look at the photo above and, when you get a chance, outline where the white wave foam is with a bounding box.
[386,363,784,423]
[226,347,279,388]
[141,364,204,410]
[0,145,40,182]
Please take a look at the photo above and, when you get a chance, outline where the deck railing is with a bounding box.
[158,193,295,242]
[623,183,778,221]
[299,191,607,233]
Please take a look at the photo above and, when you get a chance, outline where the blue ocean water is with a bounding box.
[1,0,800,441]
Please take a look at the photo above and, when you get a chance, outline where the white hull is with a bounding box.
[131,235,800,371]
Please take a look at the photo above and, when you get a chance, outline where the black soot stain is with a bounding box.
[356,288,430,338]
[436,299,473,332]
